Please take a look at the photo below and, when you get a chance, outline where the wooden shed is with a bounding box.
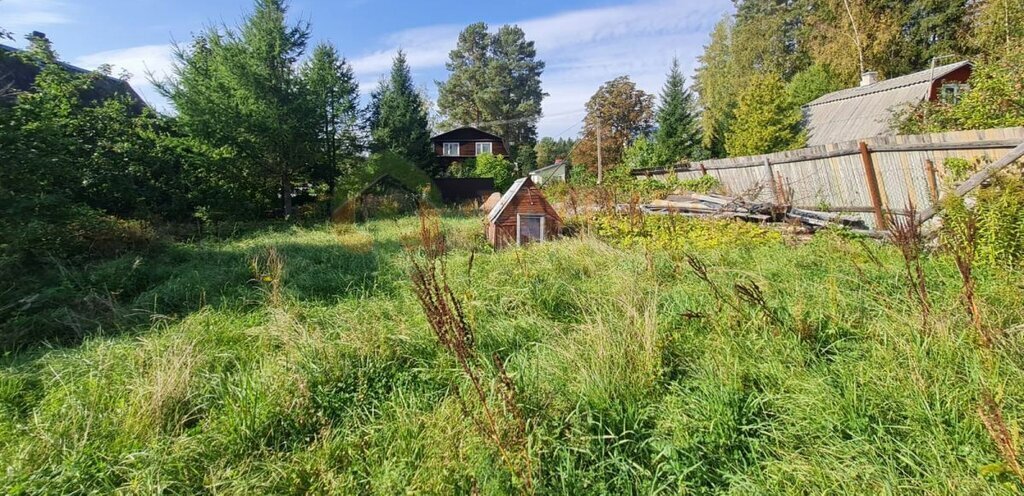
[486,177,562,249]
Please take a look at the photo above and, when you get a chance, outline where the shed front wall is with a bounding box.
[490,185,561,248]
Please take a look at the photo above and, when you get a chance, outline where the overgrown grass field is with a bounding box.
[2,213,1023,494]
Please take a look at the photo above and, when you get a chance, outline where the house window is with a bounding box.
[516,214,544,245]
[475,142,493,156]
[443,142,460,156]
[940,83,968,104]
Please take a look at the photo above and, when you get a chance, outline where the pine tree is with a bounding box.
[655,57,702,164]
[367,51,434,173]
[725,72,805,156]
[437,22,545,162]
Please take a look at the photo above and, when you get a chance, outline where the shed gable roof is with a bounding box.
[487,177,529,223]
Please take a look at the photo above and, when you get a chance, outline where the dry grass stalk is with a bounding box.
[686,254,742,315]
[406,207,534,493]
[978,388,1024,484]
[886,201,931,330]
[251,246,285,307]
[734,280,786,330]
[948,213,996,347]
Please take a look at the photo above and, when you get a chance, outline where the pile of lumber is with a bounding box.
[639,193,867,230]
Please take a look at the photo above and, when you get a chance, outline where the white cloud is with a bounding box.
[348,0,731,136]
[73,44,176,111]
[0,0,73,32]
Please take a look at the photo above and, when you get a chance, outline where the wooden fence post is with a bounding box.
[859,141,887,228]
[924,159,939,204]
[763,157,779,204]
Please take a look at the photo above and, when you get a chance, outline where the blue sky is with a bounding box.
[1,0,732,137]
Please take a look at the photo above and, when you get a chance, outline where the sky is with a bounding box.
[0,0,732,137]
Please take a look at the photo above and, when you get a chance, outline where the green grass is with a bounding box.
[1,214,1023,494]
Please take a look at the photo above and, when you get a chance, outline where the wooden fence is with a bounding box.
[631,127,1024,228]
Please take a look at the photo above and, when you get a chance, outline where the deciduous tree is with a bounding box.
[572,76,655,172]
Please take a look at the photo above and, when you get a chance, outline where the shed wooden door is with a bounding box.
[517,214,544,245]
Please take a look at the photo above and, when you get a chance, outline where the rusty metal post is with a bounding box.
[859,141,886,228]
[924,159,939,204]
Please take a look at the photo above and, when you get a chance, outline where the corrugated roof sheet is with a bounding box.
[803,61,971,147]
[487,177,528,223]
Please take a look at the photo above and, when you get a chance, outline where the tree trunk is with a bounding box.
[282,171,293,219]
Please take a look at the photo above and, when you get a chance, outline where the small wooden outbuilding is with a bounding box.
[486,177,561,249]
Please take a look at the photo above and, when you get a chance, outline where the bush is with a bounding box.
[592,212,782,252]
[474,153,515,190]
[943,174,1024,267]
[2,199,156,263]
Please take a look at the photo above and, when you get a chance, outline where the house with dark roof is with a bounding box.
[430,126,509,171]
[803,61,972,146]
[1,33,146,110]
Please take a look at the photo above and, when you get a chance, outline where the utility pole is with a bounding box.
[596,116,603,184]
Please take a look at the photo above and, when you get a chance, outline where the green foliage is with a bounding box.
[655,58,703,164]
[725,72,805,156]
[943,157,974,182]
[970,0,1024,57]
[367,51,435,174]
[942,174,1024,267]
[786,63,843,107]
[159,0,318,217]
[534,137,575,170]
[593,212,782,251]
[622,136,669,171]
[895,52,1024,133]
[437,22,546,160]
[301,42,362,185]
[473,153,515,190]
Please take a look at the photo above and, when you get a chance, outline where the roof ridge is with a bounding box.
[807,60,970,107]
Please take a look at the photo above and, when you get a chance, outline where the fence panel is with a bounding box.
[634,127,1024,228]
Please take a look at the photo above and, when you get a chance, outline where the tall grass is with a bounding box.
[0,214,1022,493]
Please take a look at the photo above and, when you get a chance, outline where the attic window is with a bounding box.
[475,142,493,156]
[940,83,968,104]
[443,142,460,156]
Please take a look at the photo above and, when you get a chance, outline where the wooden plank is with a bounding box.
[918,140,1024,222]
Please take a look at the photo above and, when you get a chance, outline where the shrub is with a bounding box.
[2,199,156,263]
[942,174,1024,267]
[592,212,782,252]
[473,153,515,191]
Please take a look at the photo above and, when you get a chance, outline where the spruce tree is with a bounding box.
[367,51,434,173]
[302,42,360,185]
[655,57,702,164]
